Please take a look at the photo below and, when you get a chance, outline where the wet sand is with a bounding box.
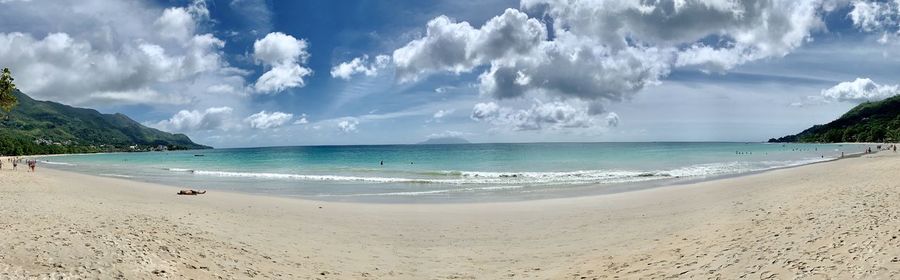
[1,151,900,279]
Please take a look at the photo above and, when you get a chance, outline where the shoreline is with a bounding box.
[28,148,871,204]
[5,149,887,209]
[2,151,900,278]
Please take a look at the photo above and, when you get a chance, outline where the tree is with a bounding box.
[0,67,18,116]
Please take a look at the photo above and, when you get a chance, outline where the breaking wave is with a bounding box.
[162,157,833,188]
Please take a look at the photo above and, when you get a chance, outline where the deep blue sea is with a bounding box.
[37,142,867,202]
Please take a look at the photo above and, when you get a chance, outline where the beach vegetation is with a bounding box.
[0,90,209,156]
[0,67,17,117]
[770,95,900,143]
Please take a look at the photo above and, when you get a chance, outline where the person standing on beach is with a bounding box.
[12,159,17,170]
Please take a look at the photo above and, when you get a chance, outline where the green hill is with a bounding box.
[0,90,210,155]
[769,95,900,143]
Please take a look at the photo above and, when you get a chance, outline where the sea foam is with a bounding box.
[161,157,833,187]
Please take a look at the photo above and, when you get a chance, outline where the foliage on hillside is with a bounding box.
[0,90,209,155]
[769,95,900,143]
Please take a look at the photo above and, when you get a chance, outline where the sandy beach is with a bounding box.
[1,151,899,279]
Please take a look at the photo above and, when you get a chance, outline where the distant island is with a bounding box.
[0,90,209,156]
[770,95,900,143]
[417,136,470,145]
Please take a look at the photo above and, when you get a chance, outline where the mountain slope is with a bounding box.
[0,90,209,155]
[769,95,900,143]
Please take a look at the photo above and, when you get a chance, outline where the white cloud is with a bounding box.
[426,130,469,139]
[252,32,312,93]
[605,112,620,128]
[821,78,900,103]
[848,0,900,43]
[245,110,293,129]
[471,100,603,131]
[331,54,391,80]
[207,84,238,94]
[89,87,192,105]
[527,0,823,64]
[433,109,454,119]
[294,113,309,124]
[253,32,308,65]
[434,86,455,93]
[155,6,194,42]
[477,35,672,102]
[392,9,546,83]
[849,1,897,32]
[254,63,312,93]
[155,0,209,42]
[471,102,500,121]
[0,31,229,105]
[364,0,828,129]
[337,118,359,133]
[0,0,244,107]
[152,106,234,132]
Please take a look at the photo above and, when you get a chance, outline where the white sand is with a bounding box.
[2,151,900,279]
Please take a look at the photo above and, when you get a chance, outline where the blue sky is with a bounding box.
[1,0,900,147]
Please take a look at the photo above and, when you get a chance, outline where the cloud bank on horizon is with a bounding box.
[0,0,898,146]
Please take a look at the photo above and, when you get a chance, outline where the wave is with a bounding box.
[318,185,526,197]
[163,168,666,185]
[433,170,662,179]
[166,168,440,183]
[99,173,134,178]
[161,157,834,187]
[167,168,194,172]
[37,160,75,166]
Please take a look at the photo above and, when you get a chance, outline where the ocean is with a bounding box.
[37,142,867,202]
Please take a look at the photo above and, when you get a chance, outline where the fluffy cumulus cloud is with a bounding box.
[821,78,900,103]
[0,0,243,107]
[337,118,360,133]
[155,0,209,42]
[337,0,834,131]
[531,0,824,72]
[392,9,547,83]
[331,54,391,80]
[471,102,501,121]
[848,0,900,43]
[850,1,899,31]
[245,110,293,129]
[152,106,234,132]
[252,32,312,93]
[471,100,617,131]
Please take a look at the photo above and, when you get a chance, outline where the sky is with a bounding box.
[1,0,900,148]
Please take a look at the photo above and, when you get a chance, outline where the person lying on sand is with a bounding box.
[177,189,207,195]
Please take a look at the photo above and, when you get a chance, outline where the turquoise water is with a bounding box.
[37,142,867,202]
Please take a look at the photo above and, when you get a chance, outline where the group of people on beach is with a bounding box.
[868,144,898,154]
[0,157,36,172]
